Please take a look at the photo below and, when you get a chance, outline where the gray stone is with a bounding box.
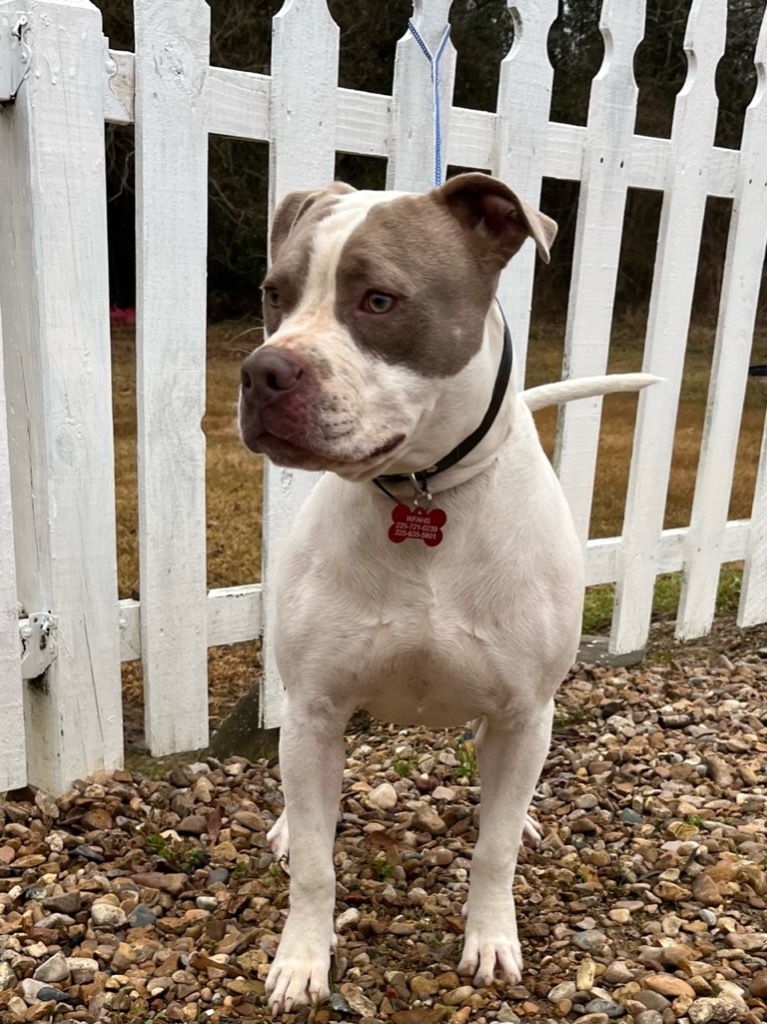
[37,986,73,1004]
[688,998,739,1024]
[620,808,643,824]
[33,952,69,984]
[34,789,60,819]
[128,903,157,927]
[0,962,17,988]
[20,978,47,1005]
[91,903,127,929]
[336,907,361,932]
[603,961,635,985]
[572,929,610,951]
[584,998,625,1018]
[65,958,99,984]
[634,1013,664,1024]
[548,981,577,1002]
[368,782,398,811]
[208,868,229,885]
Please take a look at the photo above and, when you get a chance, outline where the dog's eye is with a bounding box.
[363,291,395,315]
[263,287,280,309]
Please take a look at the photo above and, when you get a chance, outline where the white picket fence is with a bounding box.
[1,0,767,795]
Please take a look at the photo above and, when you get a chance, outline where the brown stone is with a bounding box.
[81,808,114,831]
[692,874,723,907]
[130,873,188,896]
[644,974,696,999]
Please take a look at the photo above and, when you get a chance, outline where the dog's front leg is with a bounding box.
[266,694,348,1015]
[458,701,554,987]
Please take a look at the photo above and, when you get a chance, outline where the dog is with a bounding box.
[238,172,656,1014]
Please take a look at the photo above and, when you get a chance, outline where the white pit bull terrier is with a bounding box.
[239,173,656,1015]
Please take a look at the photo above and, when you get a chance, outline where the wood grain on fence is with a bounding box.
[495,0,558,385]
[553,0,645,548]
[612,0,727,655]
[0,0,123,793]
[134,0,211,754]
[0,303,25,790]
[260,0,341,728]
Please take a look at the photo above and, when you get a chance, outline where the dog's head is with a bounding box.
[239,173,556,480]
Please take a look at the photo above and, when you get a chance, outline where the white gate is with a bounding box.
[1,0,766,793]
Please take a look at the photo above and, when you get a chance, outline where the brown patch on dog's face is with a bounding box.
[334,195,497,377]
[333,174,557,378]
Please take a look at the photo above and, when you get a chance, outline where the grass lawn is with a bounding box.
[112,315,767,742]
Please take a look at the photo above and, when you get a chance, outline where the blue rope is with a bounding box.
[407,19,452,187]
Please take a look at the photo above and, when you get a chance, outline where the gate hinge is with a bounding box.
[0,13,30,103]
[19,613,57,680]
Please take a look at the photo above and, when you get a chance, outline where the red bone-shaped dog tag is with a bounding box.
[388,504,447,546]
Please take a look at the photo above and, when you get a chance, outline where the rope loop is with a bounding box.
[406,19,452,187]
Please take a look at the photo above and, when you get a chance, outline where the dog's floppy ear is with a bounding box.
[435,172,557,265]
[270,182,357,262]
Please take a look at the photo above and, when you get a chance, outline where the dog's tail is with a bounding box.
[522,373,660,412]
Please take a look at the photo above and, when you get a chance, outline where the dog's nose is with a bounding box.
[241,348,303,406]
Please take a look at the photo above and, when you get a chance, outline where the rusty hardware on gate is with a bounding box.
[19,612,57,682]
[0,14,29,104]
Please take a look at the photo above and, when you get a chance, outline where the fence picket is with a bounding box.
[260,0,341,728]
[134,0,211,754]
[552,0,645,545]
[0,0,123,793]
[611,0,727,655]
[678,11,767,639]
[0,303,25,790]
[495,0,558,385]
[740,422,767,627]
[388,0,456,192]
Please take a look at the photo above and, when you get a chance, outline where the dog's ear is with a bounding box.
[435,172,557,265]
[270,182,357,262]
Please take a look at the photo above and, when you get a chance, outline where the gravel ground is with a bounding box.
[1,627,766,1024]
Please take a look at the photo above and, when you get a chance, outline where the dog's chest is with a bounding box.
[275,508,536,726]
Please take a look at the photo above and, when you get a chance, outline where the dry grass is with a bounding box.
[525,315,767,537]
[112,317,767,746]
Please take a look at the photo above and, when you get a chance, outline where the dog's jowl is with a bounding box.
[239,173,656,1015]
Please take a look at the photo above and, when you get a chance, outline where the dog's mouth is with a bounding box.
[243,428,405,469]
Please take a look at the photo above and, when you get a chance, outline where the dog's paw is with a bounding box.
[522,813,542,848]
[458,907,523,988]
[266,941,331,1015]
[267,810,290,862]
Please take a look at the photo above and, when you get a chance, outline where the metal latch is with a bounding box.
[0,14,30,103]
[19,613,57,680]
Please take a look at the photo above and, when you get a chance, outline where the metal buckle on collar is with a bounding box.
[410,474,432,508]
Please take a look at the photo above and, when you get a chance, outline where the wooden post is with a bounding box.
[0,0,123,793]
[611,0,727,654]
[696,10,767,634]
[552,0,645,546]
[260,0,340,728]
[495,0,558,385]
[0,301,25,790]
[133,0,211,754]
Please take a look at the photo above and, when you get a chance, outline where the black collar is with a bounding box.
[374,304,513,492]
